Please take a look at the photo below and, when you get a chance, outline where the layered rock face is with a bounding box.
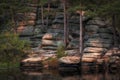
[17,2,120,57]
[83,18,114,57]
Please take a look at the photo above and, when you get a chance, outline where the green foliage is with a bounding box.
[56,44,66,58]
[68,0,120,17]
[0,32,30,68]
[0,0,31,32]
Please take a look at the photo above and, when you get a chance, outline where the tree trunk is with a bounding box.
[11,9,17,33]
[46,0,50,27]
[79,12,83,61]
[33,0,39,34]
[41,4,44,29]
[63,0,68,47]
[112,14,117,47]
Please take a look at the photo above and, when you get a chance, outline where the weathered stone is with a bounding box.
[84,34,100,40]
[83,53,103,58]
[42,33,54,40]
[27,20,35,25]
[22,57,42,62]
[42,40,56,46]
[47,29,64,33]
[42,40,64,46]
[52,24,64,29]
[85,38,113,44]
[67,39,79,49]
[83,47,107,53]
[69,19,79,24]
[83,53,98,58]
[87,18,106,26]
[85,25,99,32]
[34,28,43,34]
[82,57,96,63]
[42,46,57,50]
[36,20,42,24]
[27,12,36,16]
[65,50,79,56]
[59,56,80,64]
[56,14,64,19]
[19,26,34,36]
[53,19,64,24]
[84,33,113,40]
[42,33,64,40]
[84,42,111,48]
[99,33,113,39]
[98,27,113,33]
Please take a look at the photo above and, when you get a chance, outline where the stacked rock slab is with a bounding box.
[83,18,114,58]
[41,13,64,50]
[67,14,80,49]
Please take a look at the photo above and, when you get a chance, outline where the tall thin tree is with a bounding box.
[63,0,68,47]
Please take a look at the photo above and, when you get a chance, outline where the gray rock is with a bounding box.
[87,18,106,26]
[42,46,57,50]
[56,14,64,19]
[47,29,64,33]
[85,25,99,32]
[33,34,43,39]
[98,27,113,33]
[85,38,113,44]
[42,33,64,40]
[34,27,43,34]
[84,42,112,48]
[53,19,64,24]
[52,24,64,29]
[42,40,64,46]
[84,34,100,40]
[36,20,42,24]
[19,26,34,36]
[99,33,113,39]
[67,39,79,49]
[84,33,113,40]
[83,47,107,53]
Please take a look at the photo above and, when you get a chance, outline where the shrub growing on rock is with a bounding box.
[0,32,30,68]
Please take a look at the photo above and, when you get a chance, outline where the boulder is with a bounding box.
[83,47,107,53]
